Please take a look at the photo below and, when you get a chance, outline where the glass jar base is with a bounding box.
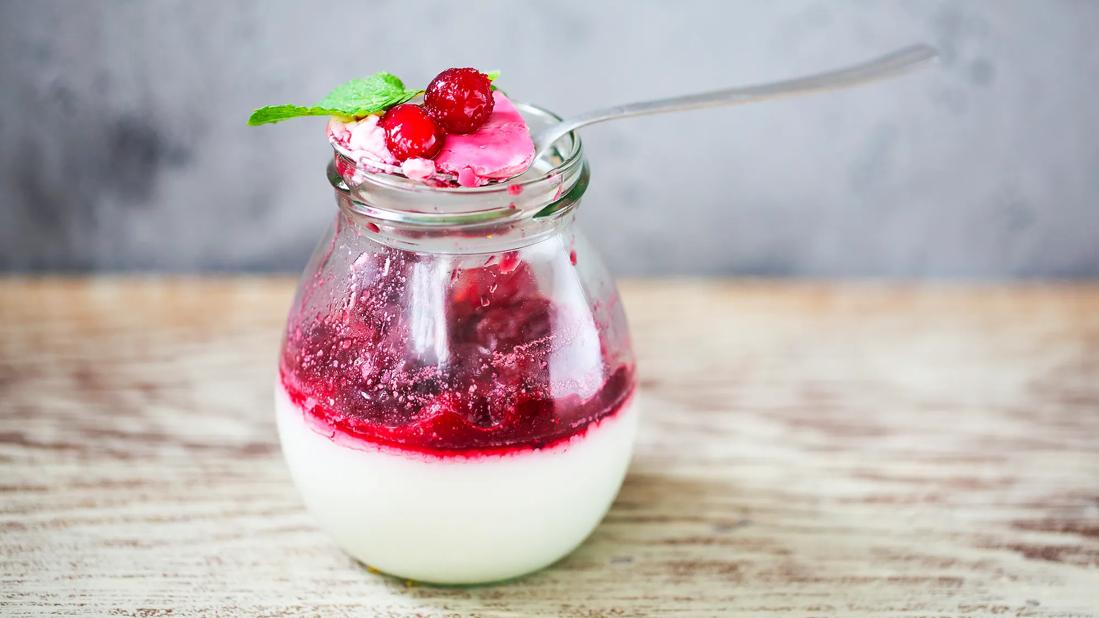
[275,382,639,585]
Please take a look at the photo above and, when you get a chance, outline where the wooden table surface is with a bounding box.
[2,278,1097,617]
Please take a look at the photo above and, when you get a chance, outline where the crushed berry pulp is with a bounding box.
[279,247,634,456]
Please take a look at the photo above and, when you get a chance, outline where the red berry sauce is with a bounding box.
[279,248,634,458]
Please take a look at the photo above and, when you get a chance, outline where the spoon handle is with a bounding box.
[534,44,939,155]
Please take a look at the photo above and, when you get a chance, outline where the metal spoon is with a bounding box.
[532,44,939,161]
[334,45,938,186]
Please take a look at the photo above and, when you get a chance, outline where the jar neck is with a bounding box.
[334,190,581,254]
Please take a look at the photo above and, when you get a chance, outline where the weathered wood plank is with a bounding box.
[1,278,1097,616]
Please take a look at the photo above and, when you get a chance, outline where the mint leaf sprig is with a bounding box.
[248,72,424,126]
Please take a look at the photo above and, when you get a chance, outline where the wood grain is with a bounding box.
[1,278,1097,617]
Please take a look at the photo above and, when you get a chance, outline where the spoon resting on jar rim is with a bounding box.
[249,45,938,187]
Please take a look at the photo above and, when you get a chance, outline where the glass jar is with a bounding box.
[275,104,638,585]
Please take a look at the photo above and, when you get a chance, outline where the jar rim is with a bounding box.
[329,103,587,228]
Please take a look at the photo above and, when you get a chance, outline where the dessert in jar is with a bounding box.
[252,68,637,584]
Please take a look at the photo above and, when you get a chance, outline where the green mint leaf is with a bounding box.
[247,105,349,126]
[248,71,422,126]
[485,70,501,82]
[319,72,420,114]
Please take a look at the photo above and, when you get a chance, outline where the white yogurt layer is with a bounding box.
[275,382,638,584]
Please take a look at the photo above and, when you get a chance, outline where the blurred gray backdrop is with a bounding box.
[2,0,1097,277]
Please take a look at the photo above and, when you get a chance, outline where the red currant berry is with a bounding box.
[423,68,495,134]
[379,104,444,161]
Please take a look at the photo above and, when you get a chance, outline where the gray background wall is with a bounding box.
[2,0,1097,278]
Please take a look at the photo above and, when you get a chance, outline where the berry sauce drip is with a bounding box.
[280,248,634,457]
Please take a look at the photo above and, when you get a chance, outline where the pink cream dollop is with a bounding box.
[327,92,534,186]
[433,91,535,186]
